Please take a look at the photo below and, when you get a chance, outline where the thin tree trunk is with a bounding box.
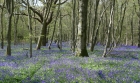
[102,0,115,57]
[131,14,134,46]
[48,0,60,49]
[87,0,93,46]
[27,0,32,58]
[59,10,62,50]
[71,0,76,52]
[116,1,127,45]
[14,14,19,45]
[6,14,12,56]
[92,4,109,51]
[138,0,140,47]
[90,0,100,51]
[46,27,49,43]
[34,13,37,43]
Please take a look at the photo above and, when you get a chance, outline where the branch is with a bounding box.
[61,14,70,18]
[56,0,68,5]
[46,12,53,24]
[29,7,43,22]
[0,5,2,8]
[21,0,43,22]
[0,2,5,9]
[14,13,42,23]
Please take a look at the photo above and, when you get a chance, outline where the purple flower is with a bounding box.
[97,70,105,79]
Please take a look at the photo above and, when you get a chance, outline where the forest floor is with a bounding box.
[0,42,140,83]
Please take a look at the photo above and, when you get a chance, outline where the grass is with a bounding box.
[0,42,140,83]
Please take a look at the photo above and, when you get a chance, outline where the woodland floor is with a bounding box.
[0,42,140,83]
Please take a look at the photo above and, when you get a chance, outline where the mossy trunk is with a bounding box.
[6,14,12,56]
[36,22,47,49]
[76,0,89,57]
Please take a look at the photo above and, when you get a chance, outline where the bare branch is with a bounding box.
[14,13,42,23]
[56,0,68,5]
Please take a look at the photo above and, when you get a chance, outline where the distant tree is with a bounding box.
[138,0,140,47]
[90,0,100,51]
[87,0,93,46]
[102,0,115,57]
[76,0,89,57]
[58,10,62,50]
[27,0,32,58]
[116,0,127,45]
[130,12,134,46]
[48,0,61,49]
[14,7,19,45]
[35,0,68,49]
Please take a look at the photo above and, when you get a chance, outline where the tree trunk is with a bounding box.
[59,11,62,50]
[71,0,76,52]
[90,0,100,51]
[131,14,134,46]
[76,0,89,57]
[138,0,140,47]
[36,21,47,50]
[46,27,49,43]
[14,15,19,45]
[0,2,4,49]
[6,0,14,56]
[6,14,12,56]
[27,0,32,58]
[41,25,47,46]
[48,2,60,49]
[87,0,93,46]
[102,0,115,57]
[34,13,38,43]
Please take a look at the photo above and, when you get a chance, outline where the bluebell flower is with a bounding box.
[98,70,106,79]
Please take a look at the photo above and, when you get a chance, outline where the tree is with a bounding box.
[48,0,61,49]
[75,0,89,57]
[71,0,76,52]
[0,0,5,49]
[138,0,140,47]
[102,0,115,57]
[35,0,68,49]
[27,0,32,58]
[5,0,14,56]
[14,7,19,45]
[90,0,100,51]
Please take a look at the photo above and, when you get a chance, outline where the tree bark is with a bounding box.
[14,14,19,45]
[131,14,134,46]
[41,25,47,46]
[138,0,140,47]
[71,0,76,52]
[0,1,4,49]
[6,14,12,56]
[59,10,62,50]
[36,20,47,49]
[27,0,32,58]
[76,0,89,57]
[102,0,115,57]
[6,0,14,56]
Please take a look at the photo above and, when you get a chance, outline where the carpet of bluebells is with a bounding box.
[0,42,140,83]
